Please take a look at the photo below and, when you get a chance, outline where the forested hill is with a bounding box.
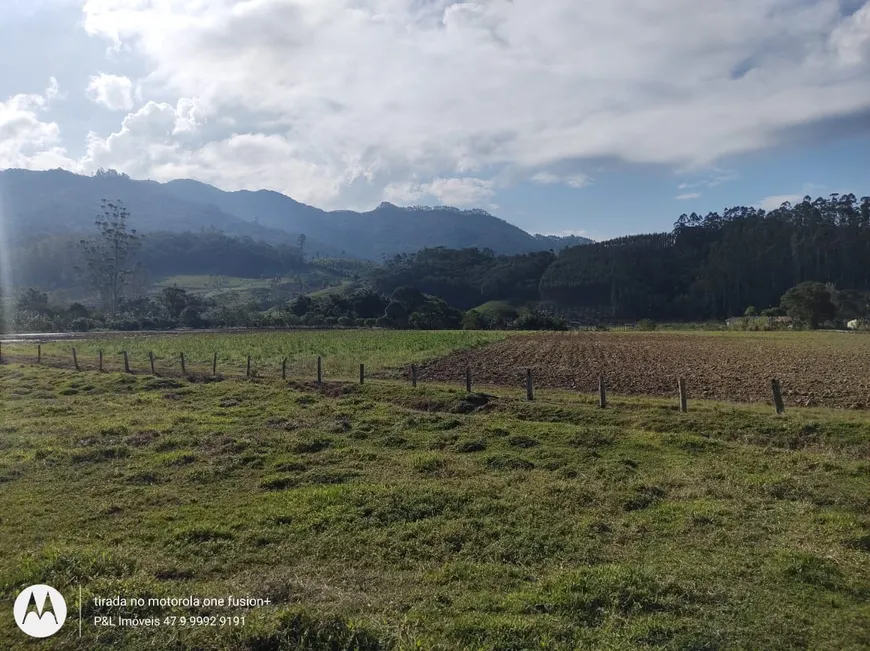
[372,248,556,310]
[540,194,870,320]
[373,194,870,321]
[0,168,592,260]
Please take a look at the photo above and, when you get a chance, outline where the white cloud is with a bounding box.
[830,2,870,65]
[675,168,739,192]
[384,177,495,206]
[81,105,359,205]
[0,78,74,170]
[756,183,838,210]
[45,76,61,101]
[425,177,495,205]
[531,171,591,188]
[4,0,870,210]
[86,72,134,111]
[758,193,804,210]
[676,192,702,200]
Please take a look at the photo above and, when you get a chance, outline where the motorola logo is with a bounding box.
[14,585,67,638]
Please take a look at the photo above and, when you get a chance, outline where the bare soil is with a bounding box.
[413,332,870,409]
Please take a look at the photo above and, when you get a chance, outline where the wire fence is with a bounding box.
[0,342,790,414]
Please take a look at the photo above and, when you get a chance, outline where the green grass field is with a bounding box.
[2,330,511,380]
[0,344,868,649]
[307,281,365,298]
[470,300,530,318]
[153,275,277,292]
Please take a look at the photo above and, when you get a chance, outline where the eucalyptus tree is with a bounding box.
[79,199,142,316]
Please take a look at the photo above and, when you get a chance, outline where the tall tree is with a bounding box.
[79,199,141,316]
[297,233,306,262]
[159,286,189,321]
[780,282,837,329]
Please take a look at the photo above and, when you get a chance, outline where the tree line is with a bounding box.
[372,247,556,310]
[542,194,870,321]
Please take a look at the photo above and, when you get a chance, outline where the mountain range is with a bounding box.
[0,169,591,260]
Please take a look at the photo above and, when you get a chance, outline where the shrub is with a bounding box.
[462,310,491,330]
[107,316,141,331]
[510,311,568,331]
[384,301,408,325]
[780,282,837,329]
[70,317,93,332]
[67,303,90,319]
[139,316,176,330]
[637,318,657,331]
[180,306,206,328]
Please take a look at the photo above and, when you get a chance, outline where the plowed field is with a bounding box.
[416,332,870,409]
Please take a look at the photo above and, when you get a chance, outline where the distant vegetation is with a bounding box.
[370,194,870,328]
[372,247,556,310]
[542,194,870,322]
[4,188,870,333]
[12,230,306,292]
[1,196,570,333]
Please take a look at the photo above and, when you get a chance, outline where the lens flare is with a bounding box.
[0,191,15,334]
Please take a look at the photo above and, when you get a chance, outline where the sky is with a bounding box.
[1,0,869,241]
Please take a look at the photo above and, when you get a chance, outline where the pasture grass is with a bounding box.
[1,330,511,380]
[153,275,276,292]
[0,361,868,650]
[469,300,528,317]
[307,281,363,298]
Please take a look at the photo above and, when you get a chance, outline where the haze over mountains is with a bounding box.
[0,169,591,261]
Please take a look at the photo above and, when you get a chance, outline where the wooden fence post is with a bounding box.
[212,352,218,376]
[98,349,103,372]
[360,363,365,385]
[149,352,155,375]
[180,352,186,375]
[282,357,287,380]
[678,377,688,413]
[598,375,607,408]
[37,344,41,364]
[317,356,322,383]
[72,347,79,371]
[771,379,785,415]
[246,355,251,378]
[466,366,472,393]
[526,368,534,401]
[411,363,417,388]
[123,351,130,374]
